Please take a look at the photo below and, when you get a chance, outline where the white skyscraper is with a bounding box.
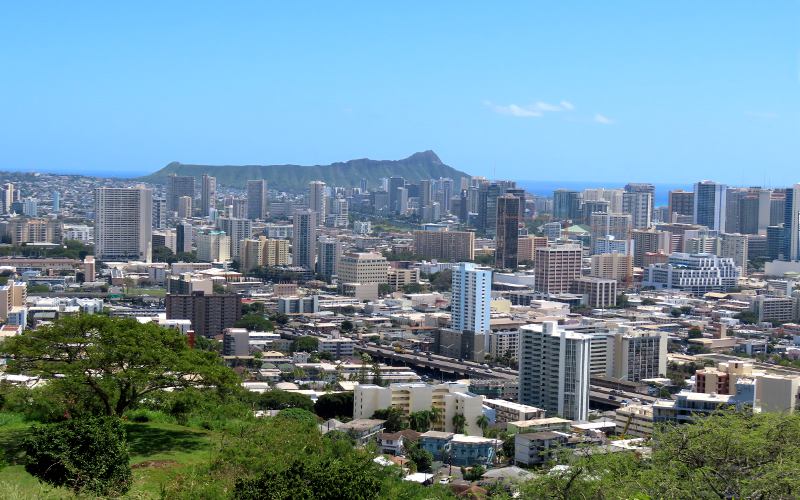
[95,186,153,262]
[450,262,491,334]
[519,321,591,421]
[308,181,327,226]
[218,217,252,259]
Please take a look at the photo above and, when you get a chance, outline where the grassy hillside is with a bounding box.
[139,150,471,191]
[0,415,215,499]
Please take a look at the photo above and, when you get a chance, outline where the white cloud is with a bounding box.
[485,100,575,118]
[593,113,614,125]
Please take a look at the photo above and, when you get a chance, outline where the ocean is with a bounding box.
[516,180,693,207]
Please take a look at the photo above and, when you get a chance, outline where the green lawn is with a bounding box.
[0,417,215,499]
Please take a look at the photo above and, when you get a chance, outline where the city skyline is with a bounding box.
[0,2,798,184]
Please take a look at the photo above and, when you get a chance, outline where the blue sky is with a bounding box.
[0,1,798,185]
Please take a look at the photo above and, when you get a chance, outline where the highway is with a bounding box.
[356,343,660,408]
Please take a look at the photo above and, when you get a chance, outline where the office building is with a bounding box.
[166,291,242,338]
[694,180,727,231]
[534,245,582,294]
[338,252,388,286]
[413,230,475,262]
[317,237,342,281]
[387,177,406,214]
[278,295,320,315]
[246,179,268,220]
[643,252,741,294]
[495,194,521,269]
[553,189,581,221]
[450,262,492,334]
[542,222,562,241]
[783,184,800,261]
[95,186,153,262]
[292,210,317,269]
[239,236,290,271]
[218,217,252,259]
[354,382,485,435]
[519,321,591,421]
[308,181,327,225]
[167,175,195,212]
[195,230,231,263]
[476,183,505,237]
[571,277,617,308]
[199,174,216,217]
[668,190,694,221]
[175,221,193,254]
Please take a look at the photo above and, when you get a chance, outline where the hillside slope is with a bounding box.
[140,150,470,191]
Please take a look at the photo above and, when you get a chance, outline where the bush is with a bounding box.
[314,392,354,420]
[256,390,314,412]
[23,416,132,496]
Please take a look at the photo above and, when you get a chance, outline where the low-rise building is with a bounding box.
[482,399,544,424]
[614,404,655,437]
[514,431,570,466]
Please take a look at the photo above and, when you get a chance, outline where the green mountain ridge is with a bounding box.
[139,150,471,191]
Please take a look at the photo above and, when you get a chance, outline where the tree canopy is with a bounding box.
[0,315,238,417]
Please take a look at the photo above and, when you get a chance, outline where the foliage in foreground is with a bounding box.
[23,416,131,496]
[522,410,800,499]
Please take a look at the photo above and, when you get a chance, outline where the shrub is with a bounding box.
[23,416,132,496]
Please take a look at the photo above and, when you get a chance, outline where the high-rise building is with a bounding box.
[450,262,492,334]
[519,321,591,421]
[167,175,195,212]
[218,217,252,259]
[590,212,632,253]
[413,230,475,261]
[783,184,800,261]
[239,236,289,271]
[622,191,652,229]
[581,200,610,225]
[152,198,167,229]
[166,291,242,338]
[767,225,784,260]
[553,189,581,221]
[387,177,406,214]
[770,191,786,227]
[292,210,317,269]
[200,174,217,217]
[51,191,60,213]
[308,181,327,225]
[590,252,633,282]
[246,179,268,220]
[420,179,433,208]
[631,229,672,267]
[534,245,582,294]
[175,221,193,254]
[583,188,623,214]
[177,196,193,219]
[477,183,505,237]
[719,233,749,276]
[694,180,727,231]
[95,187,153,262]
[668,190,694,221]
[517,235,549,264]
[195,230,231,262]
[1,183,15,214]
[607,328,668,381]
[495,194,521,269]
[316,237,341,281]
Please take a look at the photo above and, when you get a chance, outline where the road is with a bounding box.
[357,343,659,408]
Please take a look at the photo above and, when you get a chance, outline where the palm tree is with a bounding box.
[476,415,490,437]
[429,406,443,430]
[452,413,467,435]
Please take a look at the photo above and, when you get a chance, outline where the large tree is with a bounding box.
[1,315,238,417]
